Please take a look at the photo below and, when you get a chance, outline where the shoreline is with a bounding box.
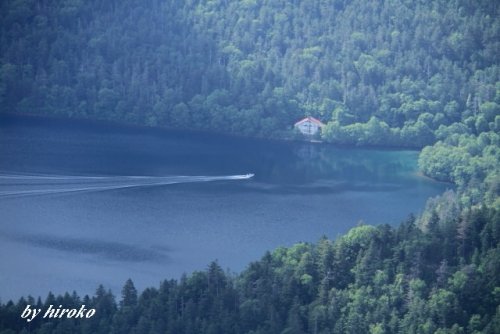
[1,112,424,152]
[414,171,454,185]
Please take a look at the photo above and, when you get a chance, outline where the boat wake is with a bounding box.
[0,173,254,198]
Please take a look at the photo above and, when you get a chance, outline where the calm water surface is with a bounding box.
[0,116,448,300]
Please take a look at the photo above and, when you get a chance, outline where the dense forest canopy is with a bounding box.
[0,0,498,142]
[1,204,499,333]
[1,0,498,205]
[0,0,499,333]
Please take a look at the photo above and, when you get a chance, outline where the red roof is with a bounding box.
[294,116,325,127]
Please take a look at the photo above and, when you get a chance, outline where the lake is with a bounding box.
[0,115,448,301]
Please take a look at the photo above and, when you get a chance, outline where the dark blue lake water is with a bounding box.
[0,116,448,300]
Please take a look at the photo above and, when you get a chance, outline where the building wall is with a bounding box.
[296,121,320,135]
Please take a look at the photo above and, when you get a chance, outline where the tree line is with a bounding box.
[0,0,498,144]
[0,200,498,333]
[0,0,499,332]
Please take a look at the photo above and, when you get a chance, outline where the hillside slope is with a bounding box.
[1,0,498,144]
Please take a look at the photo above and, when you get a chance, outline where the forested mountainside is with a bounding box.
[1,203,499,334]
[0,0,498,144]
[1,1,499,333]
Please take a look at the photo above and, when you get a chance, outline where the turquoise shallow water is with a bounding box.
[0,115,448,300]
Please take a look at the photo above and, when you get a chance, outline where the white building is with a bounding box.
[294,116,325,136]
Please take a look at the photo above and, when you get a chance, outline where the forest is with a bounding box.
[0,0,498,144]
[0,201,499,333]
[0,0,499,333]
